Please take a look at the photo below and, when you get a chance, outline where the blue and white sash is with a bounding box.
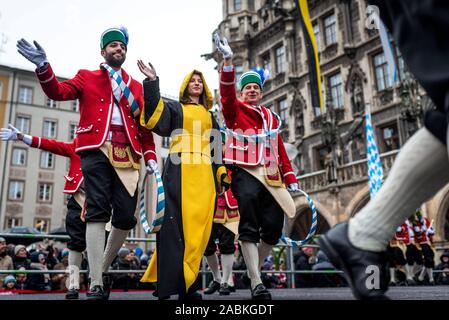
[102,63,140,117]
[139,168,165,234]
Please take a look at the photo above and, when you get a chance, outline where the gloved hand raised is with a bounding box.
[287,183,300,193]
[146,159,158,175]
[0,124,21,141]
[213,32,233,59]
[16,39,49,68]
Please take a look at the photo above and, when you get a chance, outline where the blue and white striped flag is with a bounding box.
[365,107,383,198]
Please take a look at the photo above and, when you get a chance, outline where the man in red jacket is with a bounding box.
[413,211,435,284]
[1,124,88,299]
[215,33,299,300]
[16,26,157,300]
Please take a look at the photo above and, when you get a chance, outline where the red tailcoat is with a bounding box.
[35,64,156,162]
[394,222,414,245]
[415,217,434,244]
[220,68,297,185]
[31,136,82,194]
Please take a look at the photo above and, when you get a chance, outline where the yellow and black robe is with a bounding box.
[139,70,228,297]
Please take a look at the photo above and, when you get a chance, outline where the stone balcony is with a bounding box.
[298,149,399,193]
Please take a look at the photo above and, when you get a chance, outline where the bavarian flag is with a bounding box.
[296,0,323,112]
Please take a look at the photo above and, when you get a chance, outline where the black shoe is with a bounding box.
[65,288,79,300]
[251,284,271,300]
[203,280,220,295]
[229,285,236,293]
[389,281,397,287]
[179,291,203,301]
[86,285,104,300]
[219,283,231,296]
[102,274,112,300]
[318,222,389,300]
[406,278,417,286]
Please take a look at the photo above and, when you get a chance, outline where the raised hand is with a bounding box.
[0,124,20,141]
[137,60,157,80]
[16,39,48,67]
[213,32,233,59]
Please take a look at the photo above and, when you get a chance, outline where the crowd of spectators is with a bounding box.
[2,235,449,293]
[0,236,153,292]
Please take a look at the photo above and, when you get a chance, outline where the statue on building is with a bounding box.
[324,153,338,183]
[351,80,365,115]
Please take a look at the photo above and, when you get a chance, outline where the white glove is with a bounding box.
[146,159,158,175]
[16,39,49,68]
[287,183,300,192]
[0,124,20,141]
[396,226,402,233]
[213,32,233,59]
[0,124,32,145]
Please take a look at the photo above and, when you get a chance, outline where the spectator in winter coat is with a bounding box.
[15,268,28,290]
[111,248,139,291]
[0,237,13,287]
[27,251,51,291]
[13,245,30,270]
[435,251,449,285]
[3,275,16,290]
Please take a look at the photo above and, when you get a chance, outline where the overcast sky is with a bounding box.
[0,0,223,98]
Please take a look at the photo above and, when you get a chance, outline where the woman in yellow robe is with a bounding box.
[138,61,229,299]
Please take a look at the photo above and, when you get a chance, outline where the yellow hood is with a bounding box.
[179,70,214,110]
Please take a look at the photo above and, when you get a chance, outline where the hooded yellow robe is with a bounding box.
[139,71,228,297]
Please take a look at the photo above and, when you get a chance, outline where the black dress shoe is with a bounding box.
[229,285,236,293]
[406,278,417,286]
[102,274,112,300]
[251,283,271,300]
[65,288,79,300]
[86,285,104,300]
[219,283,231,296]
[203,280,220,295]
[318,222,389,300]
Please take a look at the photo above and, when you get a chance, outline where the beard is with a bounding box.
[104,51,126,68]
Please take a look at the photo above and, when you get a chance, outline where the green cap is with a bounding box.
[239,71,263,90]
[100,27,127,49]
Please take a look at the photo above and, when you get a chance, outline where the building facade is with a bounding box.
[0,64,80,233]
[212,0,449,245]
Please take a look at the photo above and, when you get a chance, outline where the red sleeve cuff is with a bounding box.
[36,64,55,84]
[220,68,235,83]
[284,174,297,186]
[143,150,157,163]
[30,136,41,148]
